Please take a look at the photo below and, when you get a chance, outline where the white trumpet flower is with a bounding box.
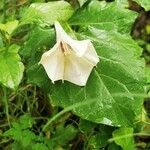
[39,22,99,86]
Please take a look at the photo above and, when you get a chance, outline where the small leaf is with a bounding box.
[0,20,19,34]
[21,1,74,25]
[0,45,24,89]
[4,115,37,148]
[113,128,135,150]
[19,114,34,129]
[54,125,77,145]
[88,125,114,149]
[21,130,36,147]
[46,125,77,149]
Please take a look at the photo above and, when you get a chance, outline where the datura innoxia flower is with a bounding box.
[39,22,99,86]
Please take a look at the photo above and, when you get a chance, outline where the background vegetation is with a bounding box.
[0,0,150,150]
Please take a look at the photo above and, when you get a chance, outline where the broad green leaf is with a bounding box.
[69,0,137,34]
[116,0,128,7]
[24,1,145,127]
[25,26,145,127]
[134,0,150,11]
[21,1,74,25]
[0,45,24,89]
[20,26,55,59]
[48,27,145,127]
[113,128,134,150]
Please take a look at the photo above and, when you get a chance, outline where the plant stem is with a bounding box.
[3,0,6,23]
[42,98,96,132]
[2,86,10,126]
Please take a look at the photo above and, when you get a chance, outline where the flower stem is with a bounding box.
[42,98,96,132]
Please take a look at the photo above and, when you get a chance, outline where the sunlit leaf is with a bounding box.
[21,1,74,25]
[134,0,150,11]
[0,45,24,89]
[113,128,135,150]
[0,20,19,34]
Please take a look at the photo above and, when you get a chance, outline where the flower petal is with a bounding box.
[55,22,99,65]
[64,50,94,86]
[82,40,99,65]
[39,21,99,86]
[39,42,65,83]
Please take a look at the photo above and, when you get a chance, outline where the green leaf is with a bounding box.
[48,27,145,127]
[113,128,135,150]
[20,26,55,59]
[4,115,37,148]
[21,1,74,25]
[32,143,49,150]
[79,119,96,133]
[115,0,129,7]
[78,0,88,7]
[4,115,34,137]
[88,125,115,149]
[69,0,137,34]
[108,142,122,150]
[46,125,77,149]
[0,45,24,89]
[0,20,19,34]
[134,0,150,11]
[145,66,150,83]
[20,26,55,89]
[21,130,37,147]
[24,1,145,127]
[19,114,34,129]
[26,24,145,127]
[5,127,37,148]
